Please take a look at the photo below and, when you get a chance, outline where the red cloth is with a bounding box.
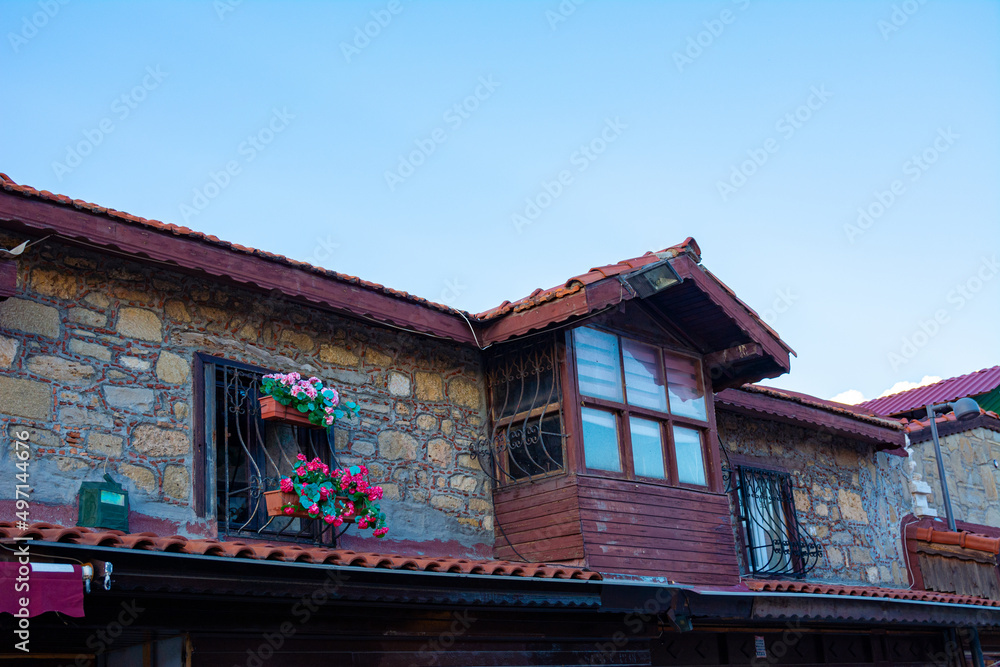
[1,561,85,617]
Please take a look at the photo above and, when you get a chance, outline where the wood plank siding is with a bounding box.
[494,474,741,585]
[576,475,741,585]
[493,475,585,562]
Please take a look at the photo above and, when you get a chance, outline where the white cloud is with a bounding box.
[877,375,942,398]
[830,389,866,405]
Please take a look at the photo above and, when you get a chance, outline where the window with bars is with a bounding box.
[731,464,820,578]
[572,326,711,487]
[481,334,567,485]
[203,356,338,545]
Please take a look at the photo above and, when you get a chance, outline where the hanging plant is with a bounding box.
[259,372,358,429]
[266,455,389,538]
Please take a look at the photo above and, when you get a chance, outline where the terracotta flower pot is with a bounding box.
[258,396,322,430]
[263,490,356,523]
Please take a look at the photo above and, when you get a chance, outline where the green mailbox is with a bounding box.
[78,474,130,532]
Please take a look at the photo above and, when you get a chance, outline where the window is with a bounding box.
[483,335,567,484]
[732,465,820,578]
[572,326,711,487]
[201,356,338,544]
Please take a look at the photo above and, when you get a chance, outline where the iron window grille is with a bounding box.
[204,357,340,545]
[732,464,820,578]
[475,334,567,486]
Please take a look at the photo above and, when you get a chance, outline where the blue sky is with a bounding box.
[2,0,998,403]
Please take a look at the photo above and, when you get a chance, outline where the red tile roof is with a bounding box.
[0,173,465,318]
[745,579,1000,608]
[858,366,1000,417]
[0,522,602,580]
[900,407,1000,434]
[734,384,904,430]
[474,238,701,320]
[906,525,1000,555]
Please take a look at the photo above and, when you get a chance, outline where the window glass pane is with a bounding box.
[673,426,706,486]
[581,407,620,472]
[622,339,668,412]
[665,354,707,421]
[630,417,665,479]
[574,328,623,402]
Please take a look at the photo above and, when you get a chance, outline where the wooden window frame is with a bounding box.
[564,326,722,492]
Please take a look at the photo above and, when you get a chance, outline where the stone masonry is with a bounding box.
[717,411,911,587]
[908,426,1000,528]
[0,234,492,552]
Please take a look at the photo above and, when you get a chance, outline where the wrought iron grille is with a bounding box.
[208,360,339,545]
[733,465,820,578]
[474,334,567,485]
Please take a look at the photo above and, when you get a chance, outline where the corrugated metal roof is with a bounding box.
[858,365,1000,416]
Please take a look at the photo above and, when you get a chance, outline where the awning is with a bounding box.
[1,562,85,617]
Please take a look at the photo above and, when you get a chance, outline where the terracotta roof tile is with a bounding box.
[0,176,467,319]
[474,239,702,320]
[901,408,1000,433]
[745,579,1000,607]
[0,522,602,581]
[729,384,905,430]
[906,525,1000,554]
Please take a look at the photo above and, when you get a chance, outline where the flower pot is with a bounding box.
[258,396,322,429]
[263,490,356,523]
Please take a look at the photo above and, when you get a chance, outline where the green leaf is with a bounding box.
[296,403,309,413]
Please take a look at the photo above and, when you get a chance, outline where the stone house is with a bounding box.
[3,174,1000,666]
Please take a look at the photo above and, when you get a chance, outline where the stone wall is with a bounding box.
[716,411,911,587]
[908,426,1000,528]
[0,233,492,555]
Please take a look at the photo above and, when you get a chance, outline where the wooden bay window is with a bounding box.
[571,326,713,488]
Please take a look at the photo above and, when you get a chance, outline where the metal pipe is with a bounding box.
[969,627,986,667]
[927,403,958,532]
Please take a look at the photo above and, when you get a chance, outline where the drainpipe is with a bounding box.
[969,627,985,667]
[926,403,958,532]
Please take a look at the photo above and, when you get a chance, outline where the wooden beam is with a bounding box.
[0,259,16,300]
